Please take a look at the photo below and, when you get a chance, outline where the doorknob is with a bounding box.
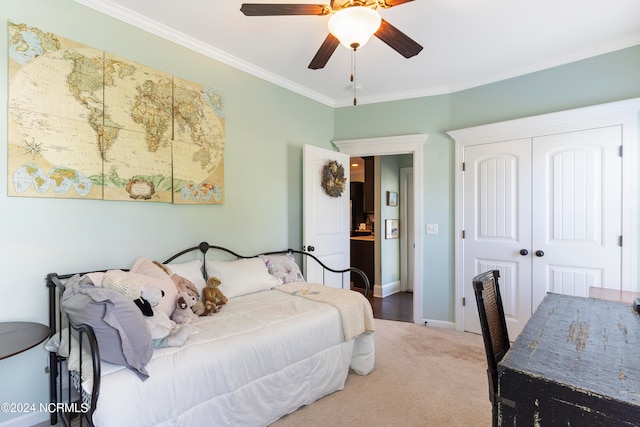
[306,245,315,252]
[520,249,529,256]
[535,250,545,257]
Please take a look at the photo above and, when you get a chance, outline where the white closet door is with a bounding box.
[531,126,622,308]
[463,127,622,337]
[463,139,532,337]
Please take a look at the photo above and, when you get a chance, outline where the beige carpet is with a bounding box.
[271,319,492,427]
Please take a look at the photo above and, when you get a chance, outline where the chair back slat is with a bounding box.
[482,281,509,360]
[472,270,510,427]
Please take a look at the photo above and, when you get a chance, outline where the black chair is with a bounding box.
[473,270,510,427]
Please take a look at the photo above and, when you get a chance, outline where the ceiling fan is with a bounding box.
[240,0,423,70]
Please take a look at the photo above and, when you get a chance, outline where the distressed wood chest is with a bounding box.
[498,293,640,426]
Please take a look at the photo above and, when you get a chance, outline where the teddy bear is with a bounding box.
[202,276,228,316]
[171,291,199,324]
[153,261,206,316]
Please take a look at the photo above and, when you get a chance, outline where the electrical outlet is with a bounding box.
[426,224,439,235]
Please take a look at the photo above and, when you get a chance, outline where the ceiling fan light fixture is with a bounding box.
[328,6,382,50]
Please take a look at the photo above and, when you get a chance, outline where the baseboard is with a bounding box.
[422,318,456,329]
[0,411,48,427]
[373,280,400,298]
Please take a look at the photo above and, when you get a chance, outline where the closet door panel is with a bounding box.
[531,126,622,309]
[463,139,532,337]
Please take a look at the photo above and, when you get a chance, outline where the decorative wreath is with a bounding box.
[321,160,347,198]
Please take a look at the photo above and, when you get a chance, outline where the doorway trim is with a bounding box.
[400,167,414,292]
[334,134,427,324]
[450,97,640,332]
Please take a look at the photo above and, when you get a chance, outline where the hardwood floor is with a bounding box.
[368,291,413,323]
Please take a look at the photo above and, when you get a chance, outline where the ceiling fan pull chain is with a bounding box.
[352,47,358,106]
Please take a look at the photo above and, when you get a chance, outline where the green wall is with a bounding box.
[0,0,333,424]
[1,0,639,424]
[334,45,640,324]
[379,155,401,286]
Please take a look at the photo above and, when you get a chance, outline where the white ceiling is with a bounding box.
[76,0,640,107]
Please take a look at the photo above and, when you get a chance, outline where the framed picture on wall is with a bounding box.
[385,219,399,239]
[387,191,398,206]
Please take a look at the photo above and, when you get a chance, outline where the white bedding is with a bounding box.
[89,289,374,427]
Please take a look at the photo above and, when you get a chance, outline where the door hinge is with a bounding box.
[619,145,623,157]
[462,162,466,171]
[462,230,465,239]
[619,236,623,247]
[462,297,466,306]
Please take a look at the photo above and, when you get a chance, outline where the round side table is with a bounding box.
[0,321,50,360]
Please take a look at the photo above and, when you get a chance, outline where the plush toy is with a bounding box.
[140,284,191,348]
[171,291,199,324]
[102,270,153,316]
[153,261,206,316]
[202,276,228,316]
[102,270,190,347]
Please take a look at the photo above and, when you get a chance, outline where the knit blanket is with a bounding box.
[276,282,375,341]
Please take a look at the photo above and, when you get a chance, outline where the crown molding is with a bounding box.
[74,0,337,107]
[75,0,640,108]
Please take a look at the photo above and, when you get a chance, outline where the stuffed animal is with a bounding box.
[101,270,190,347]
[171,291,199,324]
[102,270,153,315]
[153,261,206,316]
[140,284,191,348]
[202,276,228,316]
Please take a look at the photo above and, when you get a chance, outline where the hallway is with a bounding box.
[368,291,413,323]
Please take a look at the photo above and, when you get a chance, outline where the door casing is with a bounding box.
[450,98,640,332]
[334,134,427,325]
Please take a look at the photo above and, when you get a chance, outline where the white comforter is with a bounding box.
[89,289,374,427]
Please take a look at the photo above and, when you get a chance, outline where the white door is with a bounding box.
[463,126,623,337]
[463,139,533,337]
[303,144,351,288]
[531,126,622,308]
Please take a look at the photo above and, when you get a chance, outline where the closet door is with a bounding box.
[463,139,532,337]
[463,126,623,337]
[530,126,622,308]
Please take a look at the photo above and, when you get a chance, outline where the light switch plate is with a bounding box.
[426,224,438,235]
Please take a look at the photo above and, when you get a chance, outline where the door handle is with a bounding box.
[535,250,544,257]
[306,245,315,252]
[519,249,529,256]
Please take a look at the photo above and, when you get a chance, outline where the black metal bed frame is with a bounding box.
[46,242,370,426]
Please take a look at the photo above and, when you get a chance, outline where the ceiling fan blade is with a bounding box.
[380,0,414,7]
[375,19,423,58]
[240,3,330,16]
[308,34,340,70]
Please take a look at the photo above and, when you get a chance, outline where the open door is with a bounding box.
[303,144,351,288]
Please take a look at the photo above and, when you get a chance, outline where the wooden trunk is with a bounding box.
[498,293,640,426]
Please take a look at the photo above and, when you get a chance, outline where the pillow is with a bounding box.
[129,257,178,317]
[167,259,206,293]
[259,253,305,284]
[205,258,282,299]
[61,274,153,380]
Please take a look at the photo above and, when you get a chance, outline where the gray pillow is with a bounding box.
[61,275,153,380]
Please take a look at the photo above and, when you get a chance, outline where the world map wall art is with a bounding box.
[7,21,225,204]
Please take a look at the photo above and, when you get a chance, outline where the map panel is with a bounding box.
[101,53,174,202]
[7,21,225,204]
[8,110,103,199]
[172,76,225,204]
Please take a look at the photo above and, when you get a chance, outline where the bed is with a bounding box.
[46,242,375,427]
